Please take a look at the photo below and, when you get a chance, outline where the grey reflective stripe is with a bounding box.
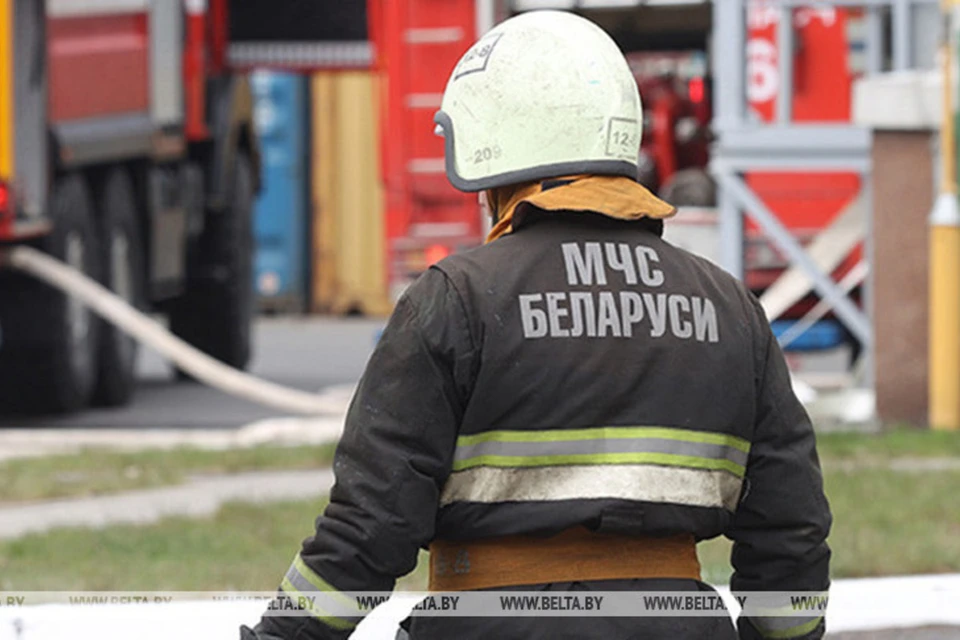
[440,464,744,511]
[284,566,332,601]
[451,426,750,477]
[279,555,357,630]
[454,436,748,469]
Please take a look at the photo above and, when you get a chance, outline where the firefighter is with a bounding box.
[242,10,831,640]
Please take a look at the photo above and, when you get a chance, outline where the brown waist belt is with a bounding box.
[428,527,701,591]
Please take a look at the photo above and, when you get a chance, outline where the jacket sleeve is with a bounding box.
[254,267,478,640]
[726,297,832,640]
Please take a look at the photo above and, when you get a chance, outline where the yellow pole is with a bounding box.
[930,0,960,430]
[0,0,15,182]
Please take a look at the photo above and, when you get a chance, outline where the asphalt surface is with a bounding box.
[0,317,384,430]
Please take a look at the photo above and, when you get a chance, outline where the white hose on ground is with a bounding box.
[1,245,343,415]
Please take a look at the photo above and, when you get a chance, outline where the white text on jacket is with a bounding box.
[518,243,720,342]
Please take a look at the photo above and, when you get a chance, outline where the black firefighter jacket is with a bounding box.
[255,208,832,640]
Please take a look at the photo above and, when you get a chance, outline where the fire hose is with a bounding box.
[0,245,342,415]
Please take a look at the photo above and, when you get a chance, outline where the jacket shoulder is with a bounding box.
[429,238,513,285]
[658,240,773,355]
[667,239,739,285]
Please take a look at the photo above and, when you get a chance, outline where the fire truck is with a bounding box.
[0,0,478,414]
[627,51,714,207]
[372,0,489,301]
[0,0,261,413]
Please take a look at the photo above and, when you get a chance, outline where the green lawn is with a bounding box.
[698,466,960,583]
[0,495,427,592]
[2,463,958,590]
[0,498,325,591]
[4,428,957,504]
[695,427,960,583]
[0,444,337,503]
[815,428,960,460]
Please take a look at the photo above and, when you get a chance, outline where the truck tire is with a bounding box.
[170,153,255,372]
[660,168,717,207]
[92,168,145,407]
[0,174,101,413]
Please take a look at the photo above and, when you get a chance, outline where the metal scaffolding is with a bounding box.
[711,0,939,371]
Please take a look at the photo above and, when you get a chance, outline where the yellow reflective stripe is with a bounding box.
[279,577,356,631]
[753,615,824,639]
[287,555,355,609]
[0,0,14,180]
[457,426,750,454]
[292,555,335,594]
[451,451,746,477]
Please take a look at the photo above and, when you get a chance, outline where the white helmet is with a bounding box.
[435,10,642,193]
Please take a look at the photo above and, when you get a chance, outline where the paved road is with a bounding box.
[0,317,384,430]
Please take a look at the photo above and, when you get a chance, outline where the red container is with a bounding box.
[744,4,863,304]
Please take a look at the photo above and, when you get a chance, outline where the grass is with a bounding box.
[698,466,960,584]
[815,427,960,460]
[0,498,327,591]
[4,428,958,505]
[0,444,338,504]
[819,467,960,578]
[0,495,428,592]
[2,464,958,590]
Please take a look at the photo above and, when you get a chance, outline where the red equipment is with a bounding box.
[627,51,714,207]
[370,0,483,301]
[744,5,864,303]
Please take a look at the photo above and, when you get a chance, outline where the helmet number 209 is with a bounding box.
[474,145,503,164]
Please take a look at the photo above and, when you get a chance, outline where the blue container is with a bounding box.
[251,71,309,311]
[771,319,846,352]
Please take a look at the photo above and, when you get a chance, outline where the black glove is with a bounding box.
[240,625,287,640]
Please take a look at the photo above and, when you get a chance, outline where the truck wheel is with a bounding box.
[92,168,145,407]
[0,175,101,413]
[660,168,717,207]
[170,153,255,372]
